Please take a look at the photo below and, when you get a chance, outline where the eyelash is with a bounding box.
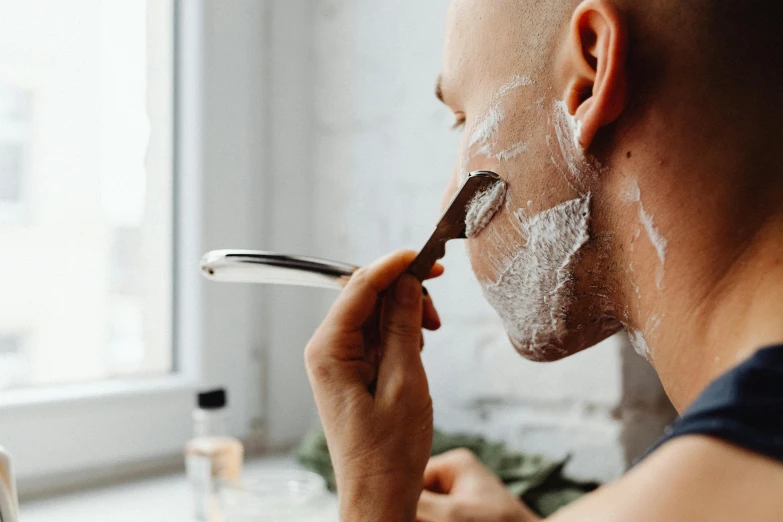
[451,114,466,132]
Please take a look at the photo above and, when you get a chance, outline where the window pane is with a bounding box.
[0,0,174,389]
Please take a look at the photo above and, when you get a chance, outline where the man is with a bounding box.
[304,0,783,520]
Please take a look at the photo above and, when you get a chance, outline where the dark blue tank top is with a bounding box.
[641,344,783,463]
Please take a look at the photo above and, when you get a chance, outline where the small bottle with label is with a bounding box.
[185,389,244,522]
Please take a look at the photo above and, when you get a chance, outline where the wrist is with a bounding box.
[339,476,420,522]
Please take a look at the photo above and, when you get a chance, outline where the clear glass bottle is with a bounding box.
[186,389,244,522]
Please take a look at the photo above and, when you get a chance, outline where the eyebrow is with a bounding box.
[435,75,445,104]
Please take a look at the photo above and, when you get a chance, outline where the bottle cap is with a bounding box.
[197,389,227,409]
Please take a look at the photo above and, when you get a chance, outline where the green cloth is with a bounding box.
[295,428,599,518]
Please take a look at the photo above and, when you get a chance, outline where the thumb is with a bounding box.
[423,449,479,492]
[417,490,453,522]
[376,274,425,402]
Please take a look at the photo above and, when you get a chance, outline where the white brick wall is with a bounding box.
[266,0,676,483]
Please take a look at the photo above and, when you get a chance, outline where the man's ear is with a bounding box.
[562,0,628,150]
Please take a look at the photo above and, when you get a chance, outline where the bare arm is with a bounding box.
[547,436,783,522]
[304,252,783,522]
[417,436,783,522]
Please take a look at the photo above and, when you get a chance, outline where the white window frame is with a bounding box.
[0,85,31,225]
[0,0,268,497]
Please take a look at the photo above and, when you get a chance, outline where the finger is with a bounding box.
[327,254,443,333]
[326,250,419,332]
[423,449,477,492]
[330,256,446,330]
[362,300,384,369]
[417,490,452,522]
[425,263,446,280]
[422,291,441,331]
[376,274,426,402]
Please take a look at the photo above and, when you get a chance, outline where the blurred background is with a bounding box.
[0,0,674,518]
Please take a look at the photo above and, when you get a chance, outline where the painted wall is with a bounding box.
[263,1,675,482]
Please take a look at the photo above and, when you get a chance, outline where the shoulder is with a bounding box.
[644,345,783,464]
[548,435,783,521]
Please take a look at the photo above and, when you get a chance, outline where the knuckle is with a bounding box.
[303,342,331,381]
[427,453,444,467]
[450,448,477,465]
[384,370,431,404]
[383,376,408,404]
[350,266,380,294]
[394,248,415,261]
[385,317,420,339]
[303,341,319,369]
[350,265,369,284]
[310,360,334,385]
[444,502,463,521]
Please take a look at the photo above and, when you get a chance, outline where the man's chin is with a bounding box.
[508,320,623,362]
[511,338,574,362]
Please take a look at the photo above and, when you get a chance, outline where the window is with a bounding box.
[0,334,28,389]
[0,1,272,495]
[0,85,31,222]
[0,1,173,389]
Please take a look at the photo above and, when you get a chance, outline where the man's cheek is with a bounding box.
[465,235,494,282]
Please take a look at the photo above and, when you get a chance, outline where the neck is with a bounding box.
[652,216,783,411]
[609,148,783,412]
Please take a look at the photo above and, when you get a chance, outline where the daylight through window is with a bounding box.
[0,1,174,390]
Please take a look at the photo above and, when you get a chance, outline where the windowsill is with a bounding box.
[20,456,339,522]
[0,375,196,410]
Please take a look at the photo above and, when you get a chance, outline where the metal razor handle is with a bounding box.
[200,171,504,289]
[405,171,502,281]
[201,250,357,290]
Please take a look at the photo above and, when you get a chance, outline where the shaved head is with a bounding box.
[485,0,579,75]
[620,0,783,95]
[439,0,783,366]
[481,0,783,92]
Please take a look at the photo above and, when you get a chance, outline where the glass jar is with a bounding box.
[219,470,331,522]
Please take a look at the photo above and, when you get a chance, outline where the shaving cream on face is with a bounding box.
[479,195,592,359]
[496,74,533,98]
[626,179,668,289]
[464,75,534,176]
[467,98,601,359]
[465,181,507,238]
[494,142,529,162]
[550,101,601,193]
[628,329,651,360]
[463,87,613,359]
[469,106,504,157]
